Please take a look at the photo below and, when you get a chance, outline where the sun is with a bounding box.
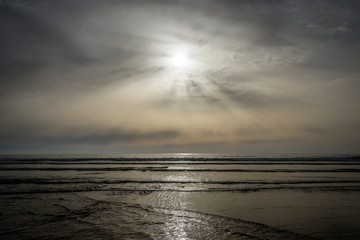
[172,52,188,67]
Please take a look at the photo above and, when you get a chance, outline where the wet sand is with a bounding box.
[1,191,323,240]
[1,154,359,239]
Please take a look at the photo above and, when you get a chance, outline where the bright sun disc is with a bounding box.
[172,53,188,67]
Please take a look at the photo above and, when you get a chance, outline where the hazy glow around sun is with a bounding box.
[172,52,188,67]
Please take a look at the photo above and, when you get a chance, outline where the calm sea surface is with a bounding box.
[0,153,359,240]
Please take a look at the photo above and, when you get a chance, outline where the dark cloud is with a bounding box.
[64,130,179,145]
[0,128,179,146]
[0,1,91,87]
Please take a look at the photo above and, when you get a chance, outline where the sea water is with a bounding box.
[0,153,359,239]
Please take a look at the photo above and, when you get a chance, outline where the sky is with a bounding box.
[1,0,360,154]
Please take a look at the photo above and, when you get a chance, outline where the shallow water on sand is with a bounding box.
[0,153,359,239]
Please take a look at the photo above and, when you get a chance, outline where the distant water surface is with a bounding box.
[0,153,359,240]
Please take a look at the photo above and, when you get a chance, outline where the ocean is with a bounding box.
[0,153,359,240]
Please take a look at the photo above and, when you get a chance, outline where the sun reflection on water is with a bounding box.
[164,217,189,240]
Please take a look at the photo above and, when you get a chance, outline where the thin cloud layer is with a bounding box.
[1,0,359,153]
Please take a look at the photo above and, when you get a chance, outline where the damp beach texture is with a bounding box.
[0,154,360,240]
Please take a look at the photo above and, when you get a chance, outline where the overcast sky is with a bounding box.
[1,0,360,154]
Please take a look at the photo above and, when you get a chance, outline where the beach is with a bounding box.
[1,154,360,239]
